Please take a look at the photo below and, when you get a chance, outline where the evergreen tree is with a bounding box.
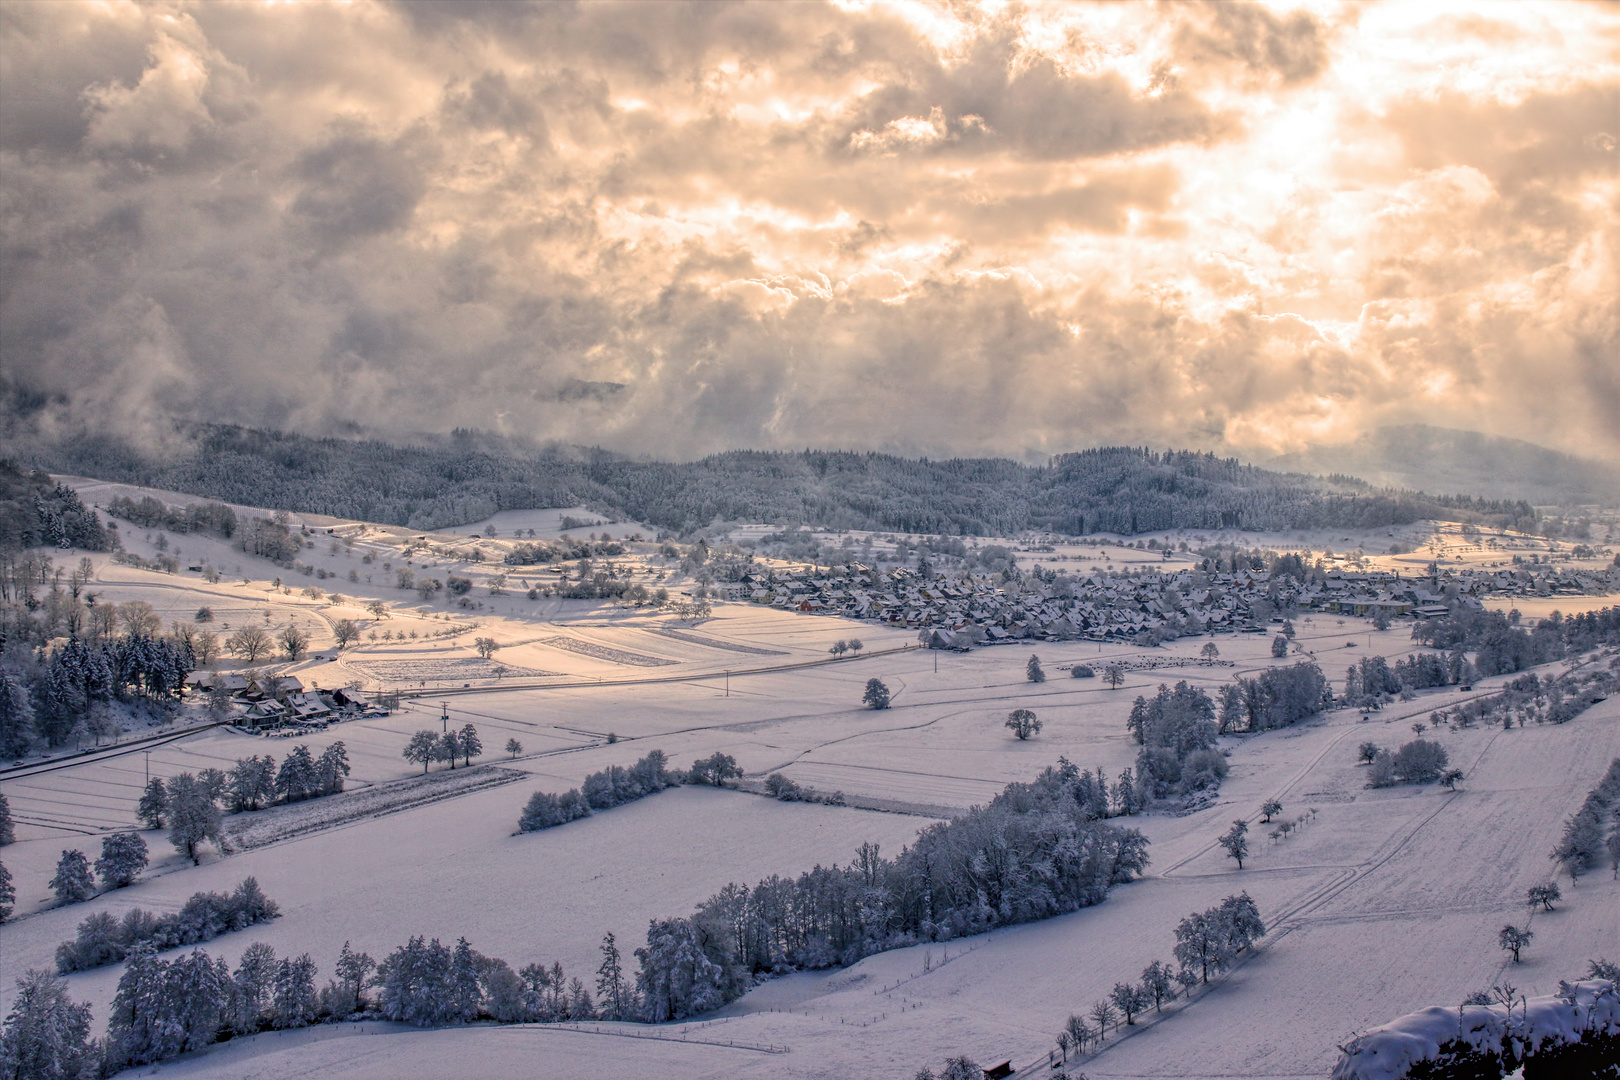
[96,831,148,888]
[0,791,13,845]
[0,671,35,759]
[0,968,95,1080]
[0,860,12,923]
[1026,653,1045,682]
[136,777,168,829]
[270,954,318,1029]
[49,850,94,905]
[596,932,629,1020]
[165,773,223,864]
[862,678,891,709]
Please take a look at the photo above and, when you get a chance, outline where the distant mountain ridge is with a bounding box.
[1,421,1538,538]
[1269,426,1620,506]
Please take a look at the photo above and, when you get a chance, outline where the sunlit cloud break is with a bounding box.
[1,0,1615,461]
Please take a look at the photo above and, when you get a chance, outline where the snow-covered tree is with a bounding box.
[165,773,223,864]
[1140,959,1174,1011]
[0,860,12,923]
[596,933,629,1020]
[438,730,461,769]
[505,738,523,759]
[136,777,168,829]
[0,671,35,760]
[1260,799,1283,823]
[96,831,148,888]
[940,1056,982,1080]
[403,730,440,773]
[1089,998,1117,1039]
[1526,882,1560,911]
[233,942,278,1031]
[332,941,375,1017]
[270,954,318,1029]
[0,968,95,1080]
[635,918,726,1022]
[1027,653,1046,682]
[316,741,351,795]
[1219,820,1250,869]
[457,724,482,766]
[1110,980,1148,1024]
[227,756,277,811]
[0,791,13,845]
[274,745,317,802]
[862,678,891,709]
[49,850,94,905]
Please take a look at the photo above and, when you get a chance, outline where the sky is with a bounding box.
[1,0,1616,464]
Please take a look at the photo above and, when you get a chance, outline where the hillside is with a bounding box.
[1,423,1538,537]
[1269,425,1620,507]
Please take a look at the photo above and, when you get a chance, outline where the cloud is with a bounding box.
[0,0,1616,466]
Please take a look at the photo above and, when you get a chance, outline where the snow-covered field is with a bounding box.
[2,481,1616,1079]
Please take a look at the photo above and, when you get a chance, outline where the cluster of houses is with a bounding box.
[712,560,1620,647]
[184,671,384,731]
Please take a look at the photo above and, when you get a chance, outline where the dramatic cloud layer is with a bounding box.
[2,0,1616,460]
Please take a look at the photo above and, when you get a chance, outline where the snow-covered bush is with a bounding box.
[54,877,278,973]
[1331,978,1619,1080]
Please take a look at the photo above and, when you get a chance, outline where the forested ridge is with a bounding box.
[3,424,1537,537]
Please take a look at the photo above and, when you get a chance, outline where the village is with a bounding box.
[713,547,1620,648]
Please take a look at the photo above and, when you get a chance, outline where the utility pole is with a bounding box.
[144,750,151,787]
[441,701,449,733]
[725,670,730,697]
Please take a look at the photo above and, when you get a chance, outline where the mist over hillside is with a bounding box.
[1,422,1537,538]
[1269,426,1620,507]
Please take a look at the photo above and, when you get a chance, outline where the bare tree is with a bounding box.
[474,637,499,659]
[278,625,310,661]
[118,601,162,638]
[333,620,360,649]
[227,625,273,662]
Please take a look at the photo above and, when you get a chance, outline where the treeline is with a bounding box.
[1411,606,1620,676]
[105,494,236,538]
[5,423,1541,538]
[55,878,278,973]
[3,927,619,1078]
[517,751,740,831]
[1552,757,1620,878]
[1217,662,1331,733]
[0,459,111,552]
[504,538,626,565]
[638,760,1149,1021]
[139,743,352,825]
